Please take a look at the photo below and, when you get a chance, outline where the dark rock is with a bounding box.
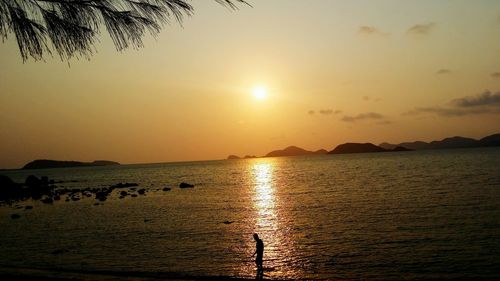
[71,197,80,201]
[120,191,128,197]
[51,249,69,255]
[131,194,138,197]
[53,195,61,201]
[25,205,33,210]
[41,197,54,204]
[0,175,26,202]
[41,176,49,185]
[11,214,21,219]
[179,182,194,188]
[223,220,234,224]
[162,187,172,192]
[138,189,146,195]
[25,175,41,188]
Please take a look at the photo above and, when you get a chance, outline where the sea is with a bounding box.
[1,148,499,280]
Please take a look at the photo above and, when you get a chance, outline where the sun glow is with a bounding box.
[252,86,268,100]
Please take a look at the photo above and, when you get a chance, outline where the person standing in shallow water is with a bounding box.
[252,233,264,270]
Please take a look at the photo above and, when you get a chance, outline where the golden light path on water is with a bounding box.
[247,159,303,279]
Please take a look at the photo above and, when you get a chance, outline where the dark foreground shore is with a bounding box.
[0,266,282,281]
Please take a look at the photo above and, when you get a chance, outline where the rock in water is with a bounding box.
[162,187,171,192]
[179,182,194,188]
[11,214,21,219]
[41,197,54,204]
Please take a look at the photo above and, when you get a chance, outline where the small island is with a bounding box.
[265,146,327,157]
[23,160,120,170]
[328,143,412,154]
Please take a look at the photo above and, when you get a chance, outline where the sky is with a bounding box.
[1,0,500,169]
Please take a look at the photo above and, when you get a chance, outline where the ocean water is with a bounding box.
[1,148,499,280]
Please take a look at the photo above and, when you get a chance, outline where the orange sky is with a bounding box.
[1,0,500,169]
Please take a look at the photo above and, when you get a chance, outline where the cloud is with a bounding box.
[358,25,385,35]
[491,72,500,78]
[436,69,451,75]
[403,90,500,117]
[363,96,382,102]
[407,22,436,35]
[309,109,342,116]
[377,120,393,125]
[403,107,480,117]
[452,91,500,107]
[341,112,384,122]
[319,109,333,115]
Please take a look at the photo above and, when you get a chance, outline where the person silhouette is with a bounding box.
[252,233,264,271]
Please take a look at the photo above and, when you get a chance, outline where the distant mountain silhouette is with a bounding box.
[228,133,499,160]
[265,146,327,157]
[479,133,500,147]
[379,133,500,150]
[23,160,120,170]
[379,142,398,150]
[227,155,240,160]
[329,143,386,154]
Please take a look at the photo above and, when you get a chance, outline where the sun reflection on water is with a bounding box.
[243,159,303,279]
[252,162,277,230]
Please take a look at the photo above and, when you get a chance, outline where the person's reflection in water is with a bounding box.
[252,233,264,280]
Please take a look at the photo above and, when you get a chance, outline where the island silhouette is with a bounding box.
[23,160,120,170]
[227,132,500,159]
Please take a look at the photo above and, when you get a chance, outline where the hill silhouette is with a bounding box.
[265,146,327,157]
[379,133,500,150]
[227,132,499,159]
[329,143,386,154]
[23,160,120,170]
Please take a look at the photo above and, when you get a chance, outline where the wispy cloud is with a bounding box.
[341,112,384,122]
[403,107,481,117]
[309,109,342,116]
[491,72,500,78]
[358,26,386,36]
[403,90,500,117]
[377,120,393,125]
[362,96,382,102]
[407,22,436,35]
[436,69,451,75]
[452,91,500,107]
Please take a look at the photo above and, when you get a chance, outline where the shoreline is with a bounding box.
[0,265,285,281]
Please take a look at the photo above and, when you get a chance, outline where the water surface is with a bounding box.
[1,148,499,280]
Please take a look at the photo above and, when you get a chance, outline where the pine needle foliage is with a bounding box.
[0,0,249,61]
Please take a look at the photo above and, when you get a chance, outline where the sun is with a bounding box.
[252,86,268,100]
